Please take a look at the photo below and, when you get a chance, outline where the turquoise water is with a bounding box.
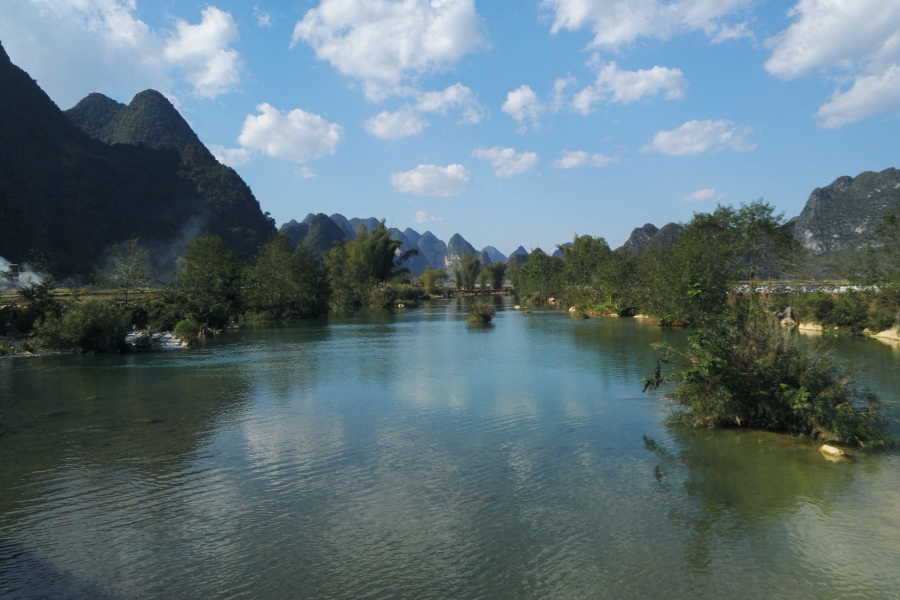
[1,298,899,599]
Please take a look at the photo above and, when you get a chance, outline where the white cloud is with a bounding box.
[390,164,471,196]
[816,65,900,128]
[766,0,900,127]
[209,144,253,168]
[552,75,576,111]
[572,60,687,114]
[415,210,443,223]
[364,83,485,139]
[365,107,427,140]
[711,21,752,43]
[254,7,272,27]
[164,6,242,99]
[683,188,718,201]
[297,167,316,179]
[473,147,539,178]
[643,119,756,156]
[0,2,244,105]
[541,0,751,49]
[238,103,342,163]
[553,150,618,168]
[291,0,485,101]
[416,83,485,123]
[502,85,544,131]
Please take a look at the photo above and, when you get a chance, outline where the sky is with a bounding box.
[2,0,899,255]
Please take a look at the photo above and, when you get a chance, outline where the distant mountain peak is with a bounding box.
[622,223,659,253]
[65,89,202,150]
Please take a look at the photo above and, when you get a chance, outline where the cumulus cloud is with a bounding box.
[643,119,756,156]
[365,107,428,140]
[816,65,900,128]
[472,147,539,178]
[766,0,900,127]
[164,7,242,99]
[502,85,544,131]
[236,103,342,163]
[364,83,485,140]
[391,164,471,196]
[553,150,618,168]
[291,0,485,101]
[0,2,243,106]
[415,210,443,223]
[296,167,316,179]
[416,83,485,123]
[683,188,718,201]
[572,60,687,114]
[541,0,751,49]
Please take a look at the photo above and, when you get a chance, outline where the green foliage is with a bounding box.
[367,282,424,308]
[93,237,155,303]
[645,305,889,447]
[458,251,482,291]
[171,234,240,328]
[324,221,418,309]
[173,317,201,346]
[467,303,496,323]
[487,261,507,291]
[795,292,834,324]
[421,266,447,295]
[242,235,329,319]
[35,300,129,353]
[857,206,900,308]
[515,251,565,301]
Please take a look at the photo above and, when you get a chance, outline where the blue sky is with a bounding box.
[2,0,899,255]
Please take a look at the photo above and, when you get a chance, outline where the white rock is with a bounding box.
[820,444,845,457]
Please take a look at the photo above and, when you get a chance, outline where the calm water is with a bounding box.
[1,298,899,599]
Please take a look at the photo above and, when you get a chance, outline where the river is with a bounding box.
[1,297,898,599]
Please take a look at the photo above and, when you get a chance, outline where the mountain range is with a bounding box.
[2,39,897,281]
[0,40,273,278]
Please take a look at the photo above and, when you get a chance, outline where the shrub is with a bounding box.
[467,303,496,323]
[644,307,890,447]
[173,317,201,346]
[831,291,869,333]
[795,292,834,324]
[35,300,129,353]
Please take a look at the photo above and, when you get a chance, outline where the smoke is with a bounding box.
[138,214,208,282]
[0,255,46,291]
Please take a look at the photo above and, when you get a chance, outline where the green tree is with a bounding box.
[94,237,155,303]
[487,261,507,291]
[458,251,482,291]
[477,269,490,293]
[242,235,330,318]
[172,234,240,327]
[516,250,565,300]
[324,221,418,309]
[421,266,448,295]
[859,207,900,309]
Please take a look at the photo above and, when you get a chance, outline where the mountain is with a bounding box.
[481,246,507,263]
[510,246,528,256]
[404,228,423,246]
[304,213,347,256]
[649,223,683,248]
[506,253,528,267]
[349,217,380,237]
[65,90,202,149]
[622,223,659,253]
[793,168,900,254]
[329,213,357,240]
[389,228,428,275]
[280,220,309,246]
[445,234,478,271]
[0,41,273,277]
[417,231,447,271]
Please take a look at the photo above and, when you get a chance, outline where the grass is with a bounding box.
[467,303,496,323]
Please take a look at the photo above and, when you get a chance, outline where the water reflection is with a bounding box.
[1,306,898,599]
